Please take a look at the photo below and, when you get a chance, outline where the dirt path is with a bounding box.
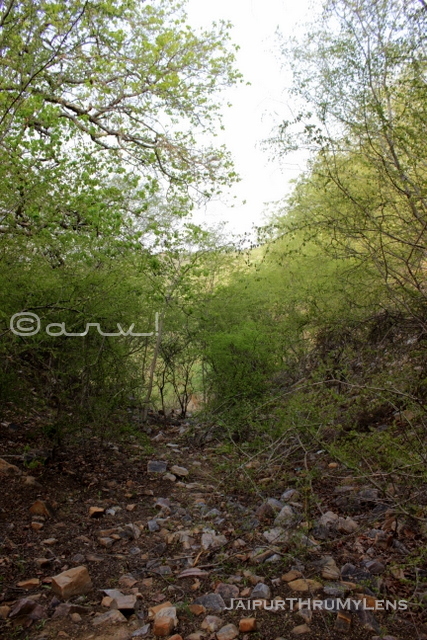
[0,418,425,639]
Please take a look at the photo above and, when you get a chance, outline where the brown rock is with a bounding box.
[149,601,173,618]
[216,624,239,640]
[31,521,44,531]
[282,570,302,582]
[287,579,322,592]
[99,536,115,547]
[17,578,40,589]
[292,624,311,635]
[118,574,137,588]
[88,506,105,518]
[0,605,11,619]
[169,636,183,640]
[153,606,178,636]
[189,604,206,616]
[239,618,257,632]
[22,475,42,487]
[0,458,21,475]
[51,566,92,600]
[70,612,82,622]
[102,596,114,607]
[335,611,351,632]
[29,499,52,518]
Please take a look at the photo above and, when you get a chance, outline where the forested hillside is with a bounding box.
[1,1,427,639]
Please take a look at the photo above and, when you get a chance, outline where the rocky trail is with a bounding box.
[1,417,426,640]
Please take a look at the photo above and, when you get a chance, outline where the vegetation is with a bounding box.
[2,0,427,502]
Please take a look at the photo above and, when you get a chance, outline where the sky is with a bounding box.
[185,0,317,237]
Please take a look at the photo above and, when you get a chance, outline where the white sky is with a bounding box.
[185,0,318,237]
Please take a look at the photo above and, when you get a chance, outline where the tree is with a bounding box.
[272,0,427,318]
[0,0,241,240]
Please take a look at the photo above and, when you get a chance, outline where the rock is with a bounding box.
[9,598,47,620]
[323,583,347,597]
[265,553,281,563]
[164,473,177,481]
[282,570,302,582]
[297,608,312,623]
[0,458,21,475]
[31,521,43,531]
[189,604,206,615]
[70,612,82,622]
[125,522,141,539]
[29,500,52,518]
[148,519,160,532]
[239,618,257,632]
[148,602,174,618]
[291,624,310,635]
[118,574,137,588]
[201,532,227,550]
[287,579,322,592]
[132,624,151,637]
[214,583,239,601]
[364,559,385,574]
[201,615,223,631]
[216,623,239,640]
[320,557,340,580]
[358,488,379,502]
[153,606,178,636]
[267,498,284,511]
[281,489,299,502]
[17,578,40,589]
[111,594,137,612]
[250,547,276,563]
[318,511,339,527]
[355,609,380,632]
[255,502,275,521]
[336,516,358,534]
[0,605,10,619]
[147,461,168,473]
[250,583,270,599]
[89,506,105,518]
[193,593,226,612]
[263,527,287,543]
[204,508,221,519]
[99,536,115,547]
[22,475,42,487]
[335,611,351,632]
[171,465,189,477]
[51,566,92,599]
[274,505,295,526]
[52,603,89,618]
[9,598,39,618]
[93,609,127,625]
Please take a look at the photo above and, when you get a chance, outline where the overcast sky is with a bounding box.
[185,0,318,237]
